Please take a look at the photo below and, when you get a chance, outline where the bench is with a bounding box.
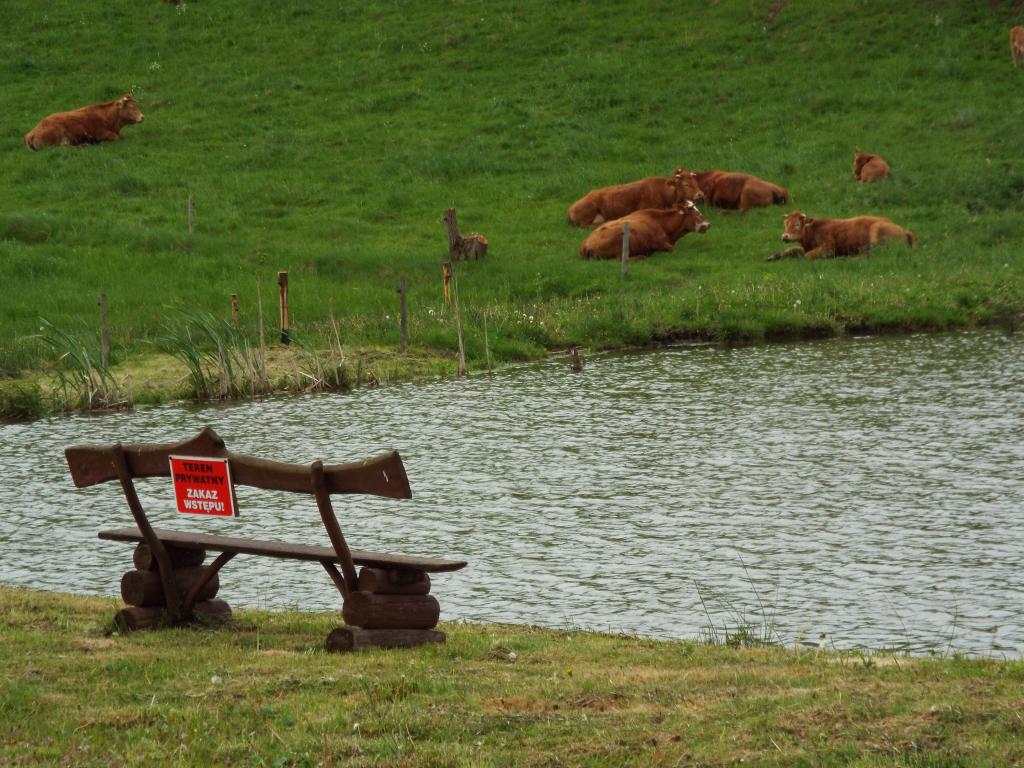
[64,426,467,651]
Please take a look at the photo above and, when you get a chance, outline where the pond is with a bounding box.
[2,330,1021,656]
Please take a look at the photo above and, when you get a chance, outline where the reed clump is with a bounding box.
[0,379,46,422]
[38,319,132,414]
[289,333,351,393]
[161,310,270,400]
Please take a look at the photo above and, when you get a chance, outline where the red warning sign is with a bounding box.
[169,455,238,517]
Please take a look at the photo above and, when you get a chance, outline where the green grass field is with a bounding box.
[2,586,1022,767]
[2,1,1023,396]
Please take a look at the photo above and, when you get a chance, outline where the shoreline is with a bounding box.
[2,317,1018,423]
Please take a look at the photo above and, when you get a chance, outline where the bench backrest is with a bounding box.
[66,426,411,497]
[64,426,411,619]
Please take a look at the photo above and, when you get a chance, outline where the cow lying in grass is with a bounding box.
[579,201,710,260]
[24,94,144,150]
[568,168,704,228]
[694,170,789,211]
[853,148,890,182]
[770,211,916,260]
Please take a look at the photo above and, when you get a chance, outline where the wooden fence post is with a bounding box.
[328,298,343,357]
[620,221,630,279]
[442,262,452,307]
[277,271,290,345]
[483,310,491,372]
[397,276,408,354]
[187,194,195,235]
[230,293,239,324]
[256,278,269,392]
[448,261,467,377]
[99,292,110,369]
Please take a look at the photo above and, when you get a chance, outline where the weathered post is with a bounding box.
[328,298,343,357]
[448,261,467,377]
[256,278,269,393]
[483,310,491,372]
[397,276,408,354]
[99,292,110,369]
[442,262,452,307]
[620,221,630,279]
[187,194,195,235]
[230,293,239,324]
[277,271,290,345]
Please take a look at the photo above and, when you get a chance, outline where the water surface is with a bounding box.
[2,331,1021,655]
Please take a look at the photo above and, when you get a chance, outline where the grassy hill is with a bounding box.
[2,0,1023,395]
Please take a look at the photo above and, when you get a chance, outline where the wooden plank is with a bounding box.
[99,527,468,573]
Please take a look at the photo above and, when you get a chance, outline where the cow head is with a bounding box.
[670,167,705,203]
[853,148,867,178]
[118,94,144,123]
[679,200,710,233]
[781,211,809,242]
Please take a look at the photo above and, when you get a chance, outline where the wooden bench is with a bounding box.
[64,427,467,651]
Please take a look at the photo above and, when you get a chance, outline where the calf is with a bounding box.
[694,170,789,211]
[853,148,890,182]
[579,201,710,260]
[24,94,144,150]
[567,168,703,228]
[1012,26,1024,66]
[779,211,915,259]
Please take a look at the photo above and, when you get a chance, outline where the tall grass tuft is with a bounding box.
[161,310,270,400]
[37,318,132,413]
[694,567,782,650]
[290,333,351,393]
[0,380,46,422]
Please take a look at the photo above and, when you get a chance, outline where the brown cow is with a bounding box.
[1012,26,1024,66]
[579,201,710,260]
[777,211,915,260]
[853,148,891,182]
[24,94,144,150]
[567,168,704,228]
[694,170,789,211]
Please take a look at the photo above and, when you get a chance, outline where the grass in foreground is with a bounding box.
[1,0,1023,415]
[1,586,1022,767]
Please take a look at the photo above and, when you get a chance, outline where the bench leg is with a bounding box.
[325,626,445,652]
[114,599,232,632]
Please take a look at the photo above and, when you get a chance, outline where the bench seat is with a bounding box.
[99,527,468,573]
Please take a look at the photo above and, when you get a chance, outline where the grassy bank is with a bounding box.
[2,1,1023,417]
[1,586,1021,766]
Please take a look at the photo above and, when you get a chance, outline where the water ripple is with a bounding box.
[1,331,1021,655]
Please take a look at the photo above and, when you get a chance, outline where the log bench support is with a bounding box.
[66,427,467,651]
